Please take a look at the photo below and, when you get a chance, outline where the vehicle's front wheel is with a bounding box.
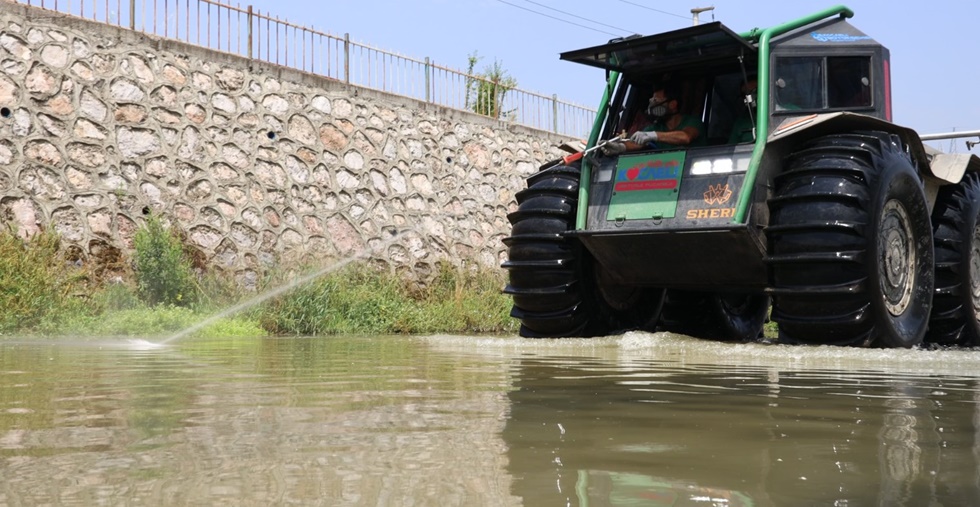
[767,131,933,347]
[502,164,664,337]
[926,172,980,346]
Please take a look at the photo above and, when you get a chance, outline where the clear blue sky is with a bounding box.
[245,0,979,151]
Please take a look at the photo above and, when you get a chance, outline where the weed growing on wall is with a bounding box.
[0,230,89,333]
[133,215,199,307]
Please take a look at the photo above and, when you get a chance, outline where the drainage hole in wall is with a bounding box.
[142,206,151,216]
[446,156,453,164]
[0,107,10,118]
[267,131,277,140]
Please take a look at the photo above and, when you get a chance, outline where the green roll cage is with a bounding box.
[575,4,856,229]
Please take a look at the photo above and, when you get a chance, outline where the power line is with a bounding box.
[494,0,623,37]
[520,0,636,35]
[616,0,689,20]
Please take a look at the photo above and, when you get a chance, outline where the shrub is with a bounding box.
[0,229,88,333]
[258,261,517,335]
[133,216,199,307]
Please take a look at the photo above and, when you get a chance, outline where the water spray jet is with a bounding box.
[157,227,418,346]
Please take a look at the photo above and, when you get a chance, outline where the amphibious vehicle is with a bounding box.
[503,5,980,347]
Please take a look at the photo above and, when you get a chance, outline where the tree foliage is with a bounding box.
[465,51,518,120]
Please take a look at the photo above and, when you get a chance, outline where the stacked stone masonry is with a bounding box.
[0,2,569,287]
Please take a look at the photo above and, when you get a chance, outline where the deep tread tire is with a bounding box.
[659,290,770,341]
[502,165,593,336]
[767,132,934,348]
[926,172,980,346]
[502,164,665,337]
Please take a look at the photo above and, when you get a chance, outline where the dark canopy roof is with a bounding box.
[560,22,757,74]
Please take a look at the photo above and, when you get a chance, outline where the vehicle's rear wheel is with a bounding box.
[594,263,666,334]
[767,131,933,347]
[658,290,769,341]
[502,164,664,337]
[926,172,980,346]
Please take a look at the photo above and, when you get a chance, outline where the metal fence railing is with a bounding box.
[16,0,596,137]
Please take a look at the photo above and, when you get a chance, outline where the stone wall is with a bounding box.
[0,2,569,287]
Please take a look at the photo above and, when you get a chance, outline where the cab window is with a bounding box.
[828,57,872,107]
[774,55,872,111]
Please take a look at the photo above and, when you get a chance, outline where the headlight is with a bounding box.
[690,158,733,175]
[689,155,751,175]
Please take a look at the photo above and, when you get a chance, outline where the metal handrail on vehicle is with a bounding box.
[733,4,856,224]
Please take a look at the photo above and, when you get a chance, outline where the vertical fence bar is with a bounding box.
[247,5,252,59]
[424,57,430,103]
[343,33,349,84]
[552,94,559,134]
[129,0,134,29]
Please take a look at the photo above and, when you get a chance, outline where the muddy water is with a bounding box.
[2,333,980,506]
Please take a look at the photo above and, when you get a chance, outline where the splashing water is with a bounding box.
[126,339,169,351]
[157,228,416,346]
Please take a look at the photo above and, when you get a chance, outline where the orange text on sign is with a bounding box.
[686,207,736,219]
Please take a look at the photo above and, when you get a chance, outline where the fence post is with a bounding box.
[343,33,350,84]
[424,57,431,103]
[129,0,135,30]
[247,5,253,59]
[552,94,559,133]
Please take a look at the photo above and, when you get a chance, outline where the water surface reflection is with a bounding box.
[1,333,980,505]
[490,334,980,506]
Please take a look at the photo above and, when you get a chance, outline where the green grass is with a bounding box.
[0,230,89,334]
[258,261,518,336]
[0,227,518,338]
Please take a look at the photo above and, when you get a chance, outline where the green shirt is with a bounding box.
[729,114,755,144]
[642,114,706,147]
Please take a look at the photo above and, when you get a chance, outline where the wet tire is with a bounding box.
[502,164,664,337]
[594,263,666,334]
[659,290,770,341]
[767,131,934,348]
[926,172,980,346]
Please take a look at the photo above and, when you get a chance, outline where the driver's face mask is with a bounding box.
[646,97,670,118]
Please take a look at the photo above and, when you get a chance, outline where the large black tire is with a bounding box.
[659,290,770,341]
[926,172,980,346]
[767,131,934,348]
[502,164,664,337]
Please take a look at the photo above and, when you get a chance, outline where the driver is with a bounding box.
[602,84,705,155]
